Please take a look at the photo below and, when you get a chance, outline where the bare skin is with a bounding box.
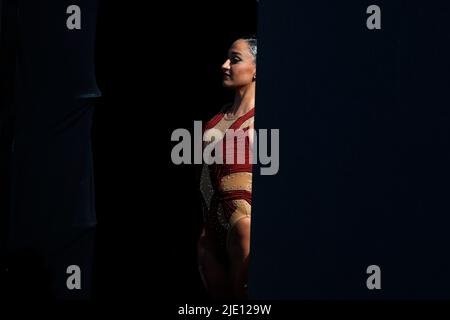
[227,217,251,299]
[198,39,256,299]
[221,39,256,118]
[197,229,232,299]
[197,217,251,299]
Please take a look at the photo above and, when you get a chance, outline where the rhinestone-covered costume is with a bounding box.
[200,107,254,261]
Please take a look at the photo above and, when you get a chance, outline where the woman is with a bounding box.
[198,36,256,299]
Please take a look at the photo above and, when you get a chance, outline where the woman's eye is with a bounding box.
[230,57,240,64]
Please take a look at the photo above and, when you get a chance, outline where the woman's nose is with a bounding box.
[222,59,230,71]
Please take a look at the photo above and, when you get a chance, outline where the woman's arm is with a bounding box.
[227,217,251,299]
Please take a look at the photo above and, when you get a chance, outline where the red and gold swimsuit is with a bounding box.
[200,107,254,260]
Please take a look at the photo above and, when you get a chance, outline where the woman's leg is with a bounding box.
[197,228,231,299]
[226,217,251,299]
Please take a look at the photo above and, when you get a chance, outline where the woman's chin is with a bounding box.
[222,80,234,88]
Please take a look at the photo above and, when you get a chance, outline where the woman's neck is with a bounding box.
[228,83,255,117]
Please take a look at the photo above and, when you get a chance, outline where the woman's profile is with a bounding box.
[197,36,256,299]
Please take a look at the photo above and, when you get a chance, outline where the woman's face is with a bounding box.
[222,40,256,89]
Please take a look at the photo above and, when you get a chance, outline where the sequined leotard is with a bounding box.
[200,107,254,261]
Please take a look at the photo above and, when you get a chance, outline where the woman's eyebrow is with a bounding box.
[229,51,242,57]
